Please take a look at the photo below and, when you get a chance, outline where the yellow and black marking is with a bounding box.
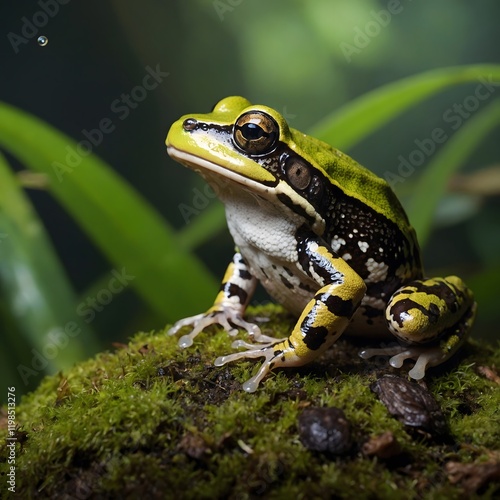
[167,97,478,390]
[386,276,475,345]
[439,300,476,354]
[212,233,368,392]
[209,251,256,312]
[270,232,366,362]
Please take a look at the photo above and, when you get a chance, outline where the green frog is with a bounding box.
[165,96,476,393]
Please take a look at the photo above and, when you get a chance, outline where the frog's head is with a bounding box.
[166,96,332,234]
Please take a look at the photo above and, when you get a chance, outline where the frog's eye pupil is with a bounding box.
[233,111,279,155]
[242,123,264,140]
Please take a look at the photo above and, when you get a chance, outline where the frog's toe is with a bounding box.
[360,344,449,380]
[177,323,207,348]
[385,345,451,379]
[359,344,405,361]
[168,312,238,348]
[241,361,274,393]
[168,314,208,348]
[215,345,278,393]
[168,307,269,348]
[223,314,261,338]
[177,330,199,348]
[167,313,205,336]
[404,346,449,380]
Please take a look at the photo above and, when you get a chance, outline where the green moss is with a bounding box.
[1,304,499,499]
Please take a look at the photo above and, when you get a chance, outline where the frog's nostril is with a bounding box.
[183,118,198,131]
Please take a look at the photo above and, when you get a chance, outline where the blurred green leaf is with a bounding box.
[408,100,500,244]
[176,202,226,250]
[433,194,482,228]
[468,264,500,320]
[310,64,500,150]
[0,152,100,376]
[0,102,218,321]
[465,201,500,267]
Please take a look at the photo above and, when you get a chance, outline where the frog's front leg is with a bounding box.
[215,235,367,392]
[168,251,276,348]
[360,276,476,379]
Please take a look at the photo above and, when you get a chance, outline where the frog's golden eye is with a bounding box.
[284,156,312,191]
[233,112,279,155]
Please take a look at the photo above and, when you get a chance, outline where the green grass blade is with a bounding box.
[310,64,500,150]
[407,100,500,244]
[0,152,101,373]
[0,102,218,321]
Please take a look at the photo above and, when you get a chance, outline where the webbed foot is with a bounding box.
[359,343,452,380]
[168,307,277,348]
[215,337,289,393]
[361,295,476,380]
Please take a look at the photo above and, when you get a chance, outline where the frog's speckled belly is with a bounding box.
[245,253,315,316]
[241,245,390,339]
[225,194,390,339]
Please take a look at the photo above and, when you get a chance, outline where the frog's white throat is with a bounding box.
[167,146,325,234]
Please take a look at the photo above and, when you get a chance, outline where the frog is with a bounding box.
[165,96,476,393]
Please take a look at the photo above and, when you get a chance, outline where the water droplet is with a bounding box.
[37,36,48,47]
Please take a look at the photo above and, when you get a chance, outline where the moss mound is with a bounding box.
[1,304,500,499]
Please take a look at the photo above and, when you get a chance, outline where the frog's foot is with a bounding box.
[214,338,289,393]
[359,344,451,380]
[167,307,277,348]
[362,280,476,380]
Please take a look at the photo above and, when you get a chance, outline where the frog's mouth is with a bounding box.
[167,146,326,234]
[167,146,278,195]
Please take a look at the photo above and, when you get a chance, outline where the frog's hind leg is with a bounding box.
[215,234,367,392]
[360,276,476,379]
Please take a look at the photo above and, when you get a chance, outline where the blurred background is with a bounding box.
[1,0,499,398]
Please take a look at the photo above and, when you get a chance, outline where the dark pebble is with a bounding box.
[371,375,447,436]
[298,406,351,454]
